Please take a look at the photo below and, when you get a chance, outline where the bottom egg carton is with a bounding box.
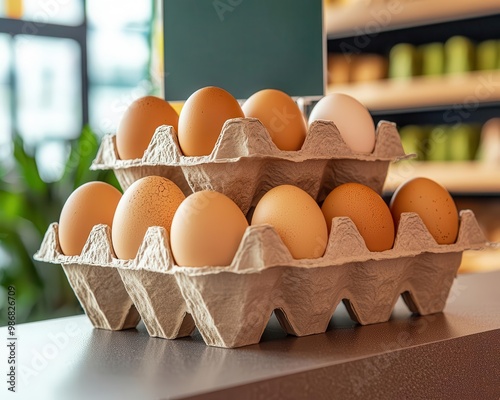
[34,225,141,331]
[34,210,487,348]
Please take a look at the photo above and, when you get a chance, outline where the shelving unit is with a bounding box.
[325,0,500,39]
[326,9,500,125]
[327,70,500,113]
[326,2,500,200]
[383,161,500,196]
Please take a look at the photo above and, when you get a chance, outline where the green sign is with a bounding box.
[163,0,324,101]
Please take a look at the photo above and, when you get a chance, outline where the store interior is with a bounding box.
[0,0,499,325]
[325,0,500,273]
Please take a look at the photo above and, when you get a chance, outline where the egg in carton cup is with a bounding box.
[91,118,410,214]
[34,208,486,348]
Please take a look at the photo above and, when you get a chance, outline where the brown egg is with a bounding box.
[58,182,122,256]
[390,177,459,244]
[116,96,179,160]
[322,183,394,252]
[242,89,307,151]
[178,86,244,156]
[251,185,328,259]
[170,191,248,267]
[112,176,185,260]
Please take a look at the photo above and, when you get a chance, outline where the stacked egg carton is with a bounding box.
[35,118,487,348]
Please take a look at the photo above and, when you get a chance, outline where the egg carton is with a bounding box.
[34,209,486,348]
[91,118,410,214]
[33,226,141,332]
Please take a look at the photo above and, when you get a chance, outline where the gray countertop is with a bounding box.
[2,271,500,400]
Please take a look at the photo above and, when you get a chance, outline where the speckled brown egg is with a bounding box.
[170,191,248,267]
[390,177,459,244]
[58,182,122,256]
[112,176,185,260]
[322,183,395,252]
[251,185,328,259]
[177,86,244,156]
[116,96,179,160]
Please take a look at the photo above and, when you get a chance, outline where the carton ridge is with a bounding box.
[91,119,411,214]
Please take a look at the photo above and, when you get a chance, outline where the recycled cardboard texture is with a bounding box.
[34,224,140,331]
[35,210,487,348]
[116,227,194,339]
[91,118,411,214]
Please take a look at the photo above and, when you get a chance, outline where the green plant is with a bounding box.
[0,126,120,325]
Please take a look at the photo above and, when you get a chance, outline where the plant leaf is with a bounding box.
[13,134,47,195]
[62,125,100,189]
[0,190,26,221]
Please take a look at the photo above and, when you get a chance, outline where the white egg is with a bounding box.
[308,93,376,154]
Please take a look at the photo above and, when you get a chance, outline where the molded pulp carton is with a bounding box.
[35,210,486,348]
[91,118,410,214]
[34,118,488,348]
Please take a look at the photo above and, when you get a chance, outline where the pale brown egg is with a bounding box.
[170,191,248,267]
[390,177,459,244]
[177,86,244,156]
[58,182,122,256]
[251,185,328,259]
[322,183,394,252]
[112,176,185,260]
[242,89,307,151]
[116,96,179,160]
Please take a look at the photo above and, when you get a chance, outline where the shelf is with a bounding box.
[460,247,500,273]
[327,70,500,113]
[325,0,500,39]
[5,272,500,399]
[383,161,500,195]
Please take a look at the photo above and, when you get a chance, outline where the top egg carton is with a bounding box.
[91,118,411,214]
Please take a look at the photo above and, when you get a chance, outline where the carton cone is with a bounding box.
[34,224,140,330]
[117,227,195,339]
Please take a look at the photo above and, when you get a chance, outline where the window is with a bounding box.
[0,0,84,25]
[86,0,153,136]
[0,34,12,163]
[0,0,154,180]
[15,35,82,145]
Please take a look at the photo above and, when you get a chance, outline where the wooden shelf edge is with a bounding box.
[326,0,500,39]
[327,70,500,112]
[383,161,500,195]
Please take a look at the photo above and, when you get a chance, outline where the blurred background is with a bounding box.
[0,0,160,324]
[1,0,499,325]
[324,0,500,274]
